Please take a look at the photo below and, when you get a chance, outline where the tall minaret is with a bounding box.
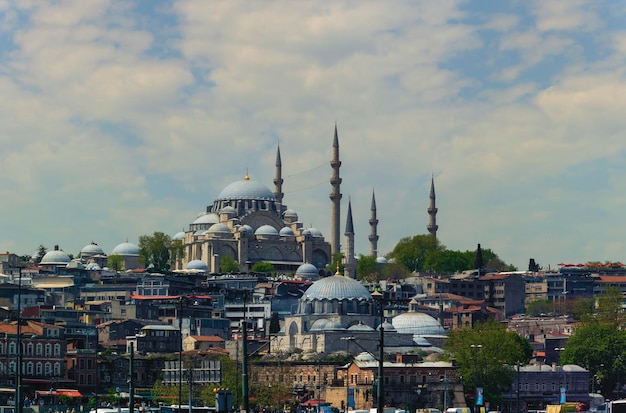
[273,144,284,205]
[427,175,438,238]
[330,124,342,254]
[344,198,355,279]
[369,189,379,257]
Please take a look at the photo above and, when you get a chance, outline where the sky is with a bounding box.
[1,0,626,271]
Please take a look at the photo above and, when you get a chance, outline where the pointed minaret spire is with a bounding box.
[369,189,379,257]
[427,174,438,238]
[273,143,284,205]
[329,123,342,255]
[343,197,355,279]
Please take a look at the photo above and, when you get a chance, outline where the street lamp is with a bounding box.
[470,344,482,413]
[340,337,355,412]
[555,348,565,404]
[372,291,384,413]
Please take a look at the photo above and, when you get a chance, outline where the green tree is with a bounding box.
[388,234,444,272]
[33,244,47,264]
[138,231,172,271]
[330,252,344,274]
[107,254,124,272]
[169,239,185,268]
[526,300,550,317]
[269,312,281,334]
[596,286,626,326]
[251,261,274,273]
[423,250,471,274]
[561,321,626,396]
[356,255,380,281]
[220,256,240,273]
[445,319,532,407]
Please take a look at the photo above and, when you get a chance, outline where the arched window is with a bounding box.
[54,344,61,356]
[44,362,51,375]
[36,362,42,375]
[36,343,42,355]
[27,343,34,355]
[54,362,60,376]
[8,342,16,355]
[45,344,51,357]
[27,362,33,375]
[9,361,16,374]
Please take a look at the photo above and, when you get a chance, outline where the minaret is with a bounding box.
[329,124,342,254]
[427,175,438,238]
[344,198,355,279]
[369,189,379,257]
[273,144,284,205]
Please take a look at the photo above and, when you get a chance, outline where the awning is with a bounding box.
[57,390,83,397]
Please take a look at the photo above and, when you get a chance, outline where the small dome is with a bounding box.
[355,352,376,362]
[40,248,71,265]
[86,262,102,271]
[220,205,237,215]
[193,230,208,236]
[308,227,323,238]
[187,260,209,271]
[172,232,185,241]
[279,227,295,237]
[392,312,446,336]
[208,223,232,234]
[376,257,388,264]
[193,213,220,225]
[81,242,104,256]
[310,318,344,331]
[296,263,319,277]
[239,224,254,234]
[378,321,396,332]
[303,275,372,301]
[255,225,278,236]
[217,178,276,201]
[413,336,433,346]
[284,209,298,220]
[112,241,140,256]
[347,323,375,332]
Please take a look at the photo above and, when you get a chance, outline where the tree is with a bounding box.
[596,286,626,326]
[445,319,532,407]
[528,258,540,272]
[526,300,550,317]
[269,312,281,334]
[251,261,274,274]
[33,244,47,264]
[169,239,185,268]
[423,250,471,274]
[220,256,239,273]
[138,231,172,272]
[388,234,444,272]
[107,254,124,272]
[474,243,484,270]
[356,255,380,281]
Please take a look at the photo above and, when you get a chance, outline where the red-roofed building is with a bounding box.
[183,335,225,351]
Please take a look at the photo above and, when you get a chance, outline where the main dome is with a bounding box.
[112,241,140,256]
[217,177,276,201]
[304,275,372,301]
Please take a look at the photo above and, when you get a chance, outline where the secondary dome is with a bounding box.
[40,248,71,265]
[81,242,104,256]
[296,263,319,277]
[304,275,372,301]
[392,312,446,336]
[112,241,140,256]
[310,318,344,331]
[255,225,278,236]
[279,227,295,236]
[193,213,219,225]
[187,260,209,271]
[217,175,276,201]
[172,231,185,240]
[208,223,231,234]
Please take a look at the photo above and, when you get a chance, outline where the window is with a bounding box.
[45,344,52,357]
[54,344,61,356]
[8,342,16,355]
[36,363,42,375]
[36,343,42,355]
[44,362,51,375]
[27,362,33,375]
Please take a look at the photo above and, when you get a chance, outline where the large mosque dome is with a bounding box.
[217,177,276,201]
[112,241,140,256]
[392,312,446,336]
[304,275,372,301]
[40,247,71,265]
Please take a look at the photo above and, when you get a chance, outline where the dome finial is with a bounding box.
[335,262,340,275]
[244,168,250,181]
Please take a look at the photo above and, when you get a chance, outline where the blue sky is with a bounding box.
[1,0,626,270]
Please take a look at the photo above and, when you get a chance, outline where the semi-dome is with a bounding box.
[307,227,323,238]
[81,242,104,256]
[187,260,209,271]
[310,318,344,331]
[378,321,396,332]
[392,312,446,336]
[303,275,372,301]
[217,177,276,201]
[239,224,254,234]
[208,223,232,234]
[284,209,298,220]
[296,263,319,277]
[193,213,220,225]
[40,248,71,265]
[347,322,375,332]
[255,225,278,236]
[112,241,140,256]
[279,227,295,236]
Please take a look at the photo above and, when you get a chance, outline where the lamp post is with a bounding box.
[372,291,384,413]
[179,296,184,412]
[470,344,482,413]
[340,337,354,412]
[555,347,565,404]
[16,268,23,413]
